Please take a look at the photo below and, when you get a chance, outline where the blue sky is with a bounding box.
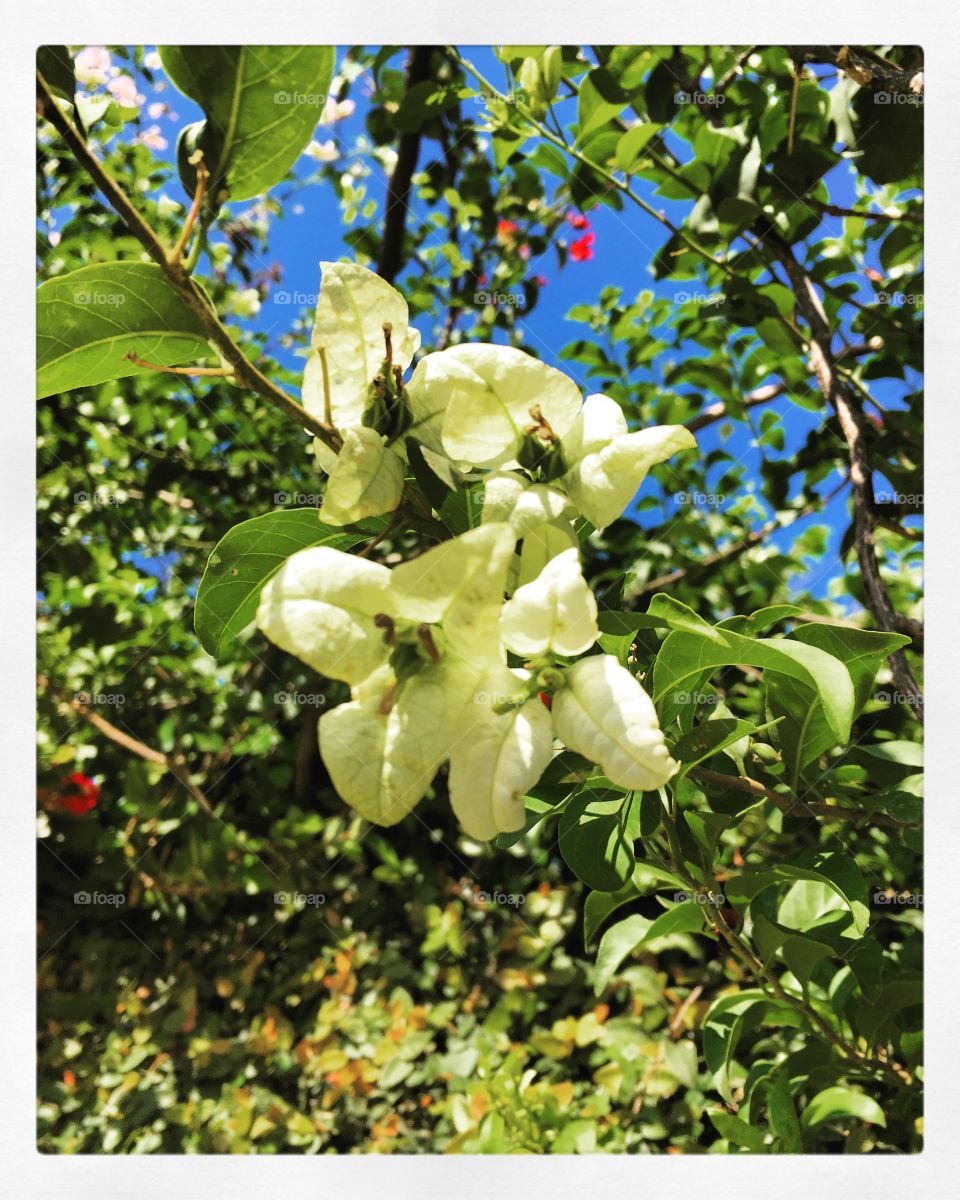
[69,46,922,604]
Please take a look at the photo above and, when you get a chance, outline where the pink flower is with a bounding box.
[136,125,168,152]
[570,232,596,262]
[74,46,111,87]
[147,101,168,119]
[108,75,144,107]
[567,211,590,230]
[531,274,548,287]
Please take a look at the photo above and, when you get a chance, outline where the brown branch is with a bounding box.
[40,675,215,816]
[376,46,435,284]
[761,229,923,721]
[689,766,915,831]
[789,46,923,97]
[812,199,923,225]
[37,73,341,452]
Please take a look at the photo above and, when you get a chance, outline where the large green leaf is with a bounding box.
[593,899,705,993]
[194,509,375,659]
[559,789,639,892]
[800,1086,886,1130]
[725,851,871,935]
[767,624,910,783]
[160,46,336,202]
[702,989,803,1101]
[37,262,212,397]
[653,623,855,743]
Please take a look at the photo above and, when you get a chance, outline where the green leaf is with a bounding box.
[672,718,762,770]
[594,899,705,993]
[615,122,661,172]
[703,990,803,1102]
[37,46,75,105]
[801,1085,886,1130]
[559,790,639,892]
[576,69,626,144]
[765,1067,802,1153]
[767,624,911,783]
[582,861,683,946]
[194,509,374,658]
[708,1109,770,1153]
[653,624,855,744]
[37,262,212,398]
[726,851,871,935]
[160,46,336,202]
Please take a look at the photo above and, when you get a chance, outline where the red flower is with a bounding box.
[569,232,596,262]
[497,218,520,243]
[538,691,553,710]
[58,772,99,815]
[530,274,548,288]
[567,212,590,230]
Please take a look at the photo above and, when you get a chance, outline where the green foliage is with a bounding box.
[37,41,923,1155]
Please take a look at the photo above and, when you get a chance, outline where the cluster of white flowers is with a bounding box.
[256,263,697,839]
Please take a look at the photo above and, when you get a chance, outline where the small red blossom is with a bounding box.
[58,772,99,815]
[865,267,884,284]
[530,274,548,288]
[567,212,590,230]
[497,218,520,242]
[569,231,596,262]
[538,691,553,710]
[476,271,488,286]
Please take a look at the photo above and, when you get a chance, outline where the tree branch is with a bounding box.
[40,675,215,816]
[37,73,341,452]
[760,229,924,721]
[788,45,923,96]
[376,46,434,284]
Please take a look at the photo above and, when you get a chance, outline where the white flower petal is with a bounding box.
[317,427,404,525]
[561,392,628,463]
[482,470,572,536]
[319,667,447,826]
[407,344,582,468]
[389,524,515,667]
[551,655,677,790]
[448,670,553,840]
[563,424,697,529]
[501,547,598,657]
[302,261,421,430]
[256,547,394,684]
[517,519,579,587]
